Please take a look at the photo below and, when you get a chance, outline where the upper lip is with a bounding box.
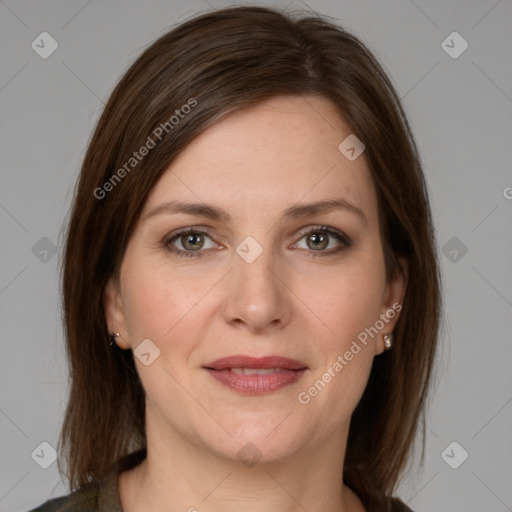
[203,355,308,370]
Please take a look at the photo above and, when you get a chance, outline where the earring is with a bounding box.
[383,333,393,351]
[109,332,120,347]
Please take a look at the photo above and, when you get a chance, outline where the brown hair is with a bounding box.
[58,5,441,510]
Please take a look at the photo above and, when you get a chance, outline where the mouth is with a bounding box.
[203,355,308,395]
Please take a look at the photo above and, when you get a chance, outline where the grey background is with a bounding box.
[1,0,511,511]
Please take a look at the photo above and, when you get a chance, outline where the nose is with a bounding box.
[222,242,291,334]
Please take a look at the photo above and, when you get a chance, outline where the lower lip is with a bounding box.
[204,368,307,395]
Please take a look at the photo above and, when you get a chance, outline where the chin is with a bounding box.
[204,419,308,465]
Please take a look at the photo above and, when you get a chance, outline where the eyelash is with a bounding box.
[162,225,352,259]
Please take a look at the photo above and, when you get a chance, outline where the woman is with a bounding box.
[30,5,441,512]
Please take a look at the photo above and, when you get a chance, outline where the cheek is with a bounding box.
[121,254,205,341]
[120,260,201,397]
[318,349,374,428]
[122,276,169,340]
[296,257,384,408]
[306,259,386,343]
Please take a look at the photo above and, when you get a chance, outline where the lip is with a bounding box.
[203,355,308,395]
[204,355,308,370]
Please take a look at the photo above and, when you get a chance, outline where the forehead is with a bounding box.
[142,95,378,223]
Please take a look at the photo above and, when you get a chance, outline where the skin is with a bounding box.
[104,94,407,512]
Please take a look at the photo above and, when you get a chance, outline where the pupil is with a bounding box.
[186,234,202,249]
[310,232,326,249]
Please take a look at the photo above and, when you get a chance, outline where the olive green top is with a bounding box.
[28,448,146,512]
[28,449,414,512]
[28,468,121,512]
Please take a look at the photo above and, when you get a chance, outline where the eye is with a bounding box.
[163,225,351,259]
[292,225,351,256]
[163,228,217,258]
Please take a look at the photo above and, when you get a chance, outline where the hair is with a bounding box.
[58,5,441,510]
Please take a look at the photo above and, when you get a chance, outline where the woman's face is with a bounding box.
[105,94,406,464]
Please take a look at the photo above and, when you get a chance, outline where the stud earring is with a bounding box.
[383,332,393,351]
[109,332,120,347]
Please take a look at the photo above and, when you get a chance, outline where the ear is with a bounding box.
[103,275,130,349]
[375,256,408,355]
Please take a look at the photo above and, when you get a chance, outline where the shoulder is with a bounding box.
[28,448,145,512]
[27,483,101,511]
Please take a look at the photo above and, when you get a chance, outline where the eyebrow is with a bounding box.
[144,198,367,225]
